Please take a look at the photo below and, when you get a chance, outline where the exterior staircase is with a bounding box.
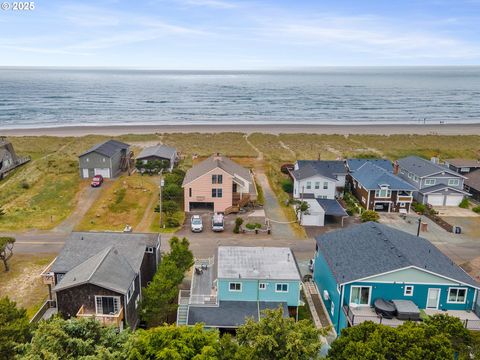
[176,290,190,326]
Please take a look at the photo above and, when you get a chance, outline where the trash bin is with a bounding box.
[421,222,428,232]
[454,226,462,234]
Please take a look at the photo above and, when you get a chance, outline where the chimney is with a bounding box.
[393,160,399,175]
[431,157,439,164]
[213,152,221,161]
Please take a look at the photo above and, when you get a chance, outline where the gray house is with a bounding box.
[42,232,160,330]
[396,156,470,206]
[136,144,178,172]
[444,159,480,174]
[0,137,30,180]
[79,140,130,179]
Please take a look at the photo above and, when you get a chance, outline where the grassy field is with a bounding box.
[0,253,56,318]
[75,174,158,232]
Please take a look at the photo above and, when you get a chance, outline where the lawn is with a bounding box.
[75,174,158,232]
[0,253,56,318]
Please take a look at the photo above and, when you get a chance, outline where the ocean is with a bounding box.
[1,67,480,129]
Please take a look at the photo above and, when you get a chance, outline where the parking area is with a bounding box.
[434,206,480,218]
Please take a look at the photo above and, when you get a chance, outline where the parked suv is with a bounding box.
[190,215,203,232]
[91,175,104,187]
[212,213,225,232]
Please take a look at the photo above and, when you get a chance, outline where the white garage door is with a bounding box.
[445,195,463,206]
[427,194,444,206]
[301,213,325,227]
[94,168,111,178]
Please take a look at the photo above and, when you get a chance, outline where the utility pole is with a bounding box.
[416,217,422,237]
[159,169,164,229]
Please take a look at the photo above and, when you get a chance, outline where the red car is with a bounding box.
[91,175,104,187]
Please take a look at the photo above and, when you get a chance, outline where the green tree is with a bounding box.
[360,210,380,223]
[0,297,31,360]
[141,237,194,327]
[163,200,180,217]
[236,308,323,360]
[163,183,182,201]
[328,320,454,360]
[18,317,130,360]
[0,236,15,271]
[459,197,469,209]
[125,324,219,360]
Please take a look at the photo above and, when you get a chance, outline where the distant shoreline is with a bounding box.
[1,123,480,137]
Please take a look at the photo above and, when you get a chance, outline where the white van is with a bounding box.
[211,213,225,232]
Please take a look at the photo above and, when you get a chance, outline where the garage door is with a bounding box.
[427,194,444,206]
[445,195,463,206]
[301,213,325,227]
[94,168,111,178]
[189,202,214,212]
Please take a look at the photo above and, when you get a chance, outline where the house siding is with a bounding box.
[184,167,234,212]
[293,176,338,199]
[217,278,301,307]
[79,149,127,178]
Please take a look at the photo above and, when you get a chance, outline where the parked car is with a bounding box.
[212,213,225,232]
[190,215,203,233]
[91,175,104,187]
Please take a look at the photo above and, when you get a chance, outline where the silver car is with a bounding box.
[190,215,203,232]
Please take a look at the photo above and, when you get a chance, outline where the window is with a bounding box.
[361,196,366,203]
[85,158,89,162]
[259,283,266,290]
[331,302,335,316]
[95,296,120,315]
[212,188,223,198]
[399,202,406,208]
[424,179,436,186]
[408,173,413,179]
[413,175,419,182]
[229,282,242,292]
[323,182,328,190]
[212,174,223,184]
[189,188,192,197]
[56,274,65,283]
[350,286,370,306]
[145,246,154,253]
[276,283,288,292]
[460,167,469,173]
[103,158,106,162]
[314,182,320,189]
[306,181,311,190]
[354,181,357,189]
[127,280,135,302]
[404,285,414,296]
[135,295,140,309]
[448,288,467,303]
[448,179,460,186]
[375,188,391,198]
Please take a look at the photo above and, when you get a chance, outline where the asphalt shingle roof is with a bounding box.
[315,222,479,287]
[351,162,416,190]
[346,158,393,173]
[466,169,480,190]
[292,160,347,181]
[137,145,177,160]
[397,156,460,178]
[316,199,348,216]
[79,140,129,158]
[445,159,480,168]
[51,232,159,274]
[420,183,470,195]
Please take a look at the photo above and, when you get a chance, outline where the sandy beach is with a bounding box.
[1,123,480,137]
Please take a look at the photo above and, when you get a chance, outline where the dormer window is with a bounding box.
[448,179,460,186]
[375,186,391,198]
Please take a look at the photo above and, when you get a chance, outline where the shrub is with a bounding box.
[162,200,179,216]
[361,210,380,222]
[412,202,427,214]
[163,183,182,200]
[20,181,30,190]
[245,222,262,230]
[459,198,469,209]
[165,217,180,228]
[473,206,480,214]
[280,179,293,193]
[233,217,243,234]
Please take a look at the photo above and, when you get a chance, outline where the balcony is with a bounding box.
[232,193,250,207]
[344,305,480,330]
[76,305,124,328]
[40,257,57,286]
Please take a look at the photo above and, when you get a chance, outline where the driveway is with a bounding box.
[434,206,480,218]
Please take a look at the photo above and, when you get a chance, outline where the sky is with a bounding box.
[0,0,479,68]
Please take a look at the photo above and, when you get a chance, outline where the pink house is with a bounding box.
[182,154,257,213]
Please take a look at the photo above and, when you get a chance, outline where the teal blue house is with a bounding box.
[177,246,302,328]
[313,222,480,334]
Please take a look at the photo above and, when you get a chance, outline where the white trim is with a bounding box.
[182,166,231,187]
[426,288,441,309]
[259,282,267,290]
[404,285,414,296]
[446,287,468,304]
[275,283,289,293]
[94,295,121,315]
[349,285,372,307]
[229,282,242,292]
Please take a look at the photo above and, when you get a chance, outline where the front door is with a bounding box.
[426,288,440,309]
[82,168,89,178]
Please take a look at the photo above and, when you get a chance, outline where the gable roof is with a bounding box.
[182,155,255,194]
[351,162,416,191]
[79,140,130,158]
[315,222,478,288]
[51,232,159,274]
[137,144,177,160]
[397,156,465,178]
[292,160,347,181]
[346,158,393,173]
[420,183,470,195]
[54,246,136,294]
[217,246,301,281]
[466,169,480,190]
[445,159,480,168]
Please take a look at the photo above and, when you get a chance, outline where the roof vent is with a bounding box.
[287,253,290,262]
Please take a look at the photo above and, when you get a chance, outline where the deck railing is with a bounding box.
[30,300,56,323]
[76,305,124,327]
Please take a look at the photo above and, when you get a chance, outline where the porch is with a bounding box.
[76,304,124,328]
[344,305,480,330]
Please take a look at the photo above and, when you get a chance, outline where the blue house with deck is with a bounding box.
[313,222,480,334]
[177,246,302,329]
